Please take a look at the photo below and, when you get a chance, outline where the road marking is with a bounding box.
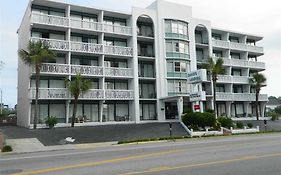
[2,138,280,161]
[10,149,185,175]
[118,152,281,175]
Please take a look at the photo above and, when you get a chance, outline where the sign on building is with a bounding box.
[190,91,206,102]
[187,69,207,84]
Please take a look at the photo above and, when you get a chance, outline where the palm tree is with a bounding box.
[18,41,56,129]
[203,57,224,118]
[250,73,266,120]
[66,74,91,127]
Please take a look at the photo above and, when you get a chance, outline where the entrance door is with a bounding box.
[165,102,178,119]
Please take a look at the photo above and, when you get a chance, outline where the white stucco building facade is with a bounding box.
[17,0,268,128]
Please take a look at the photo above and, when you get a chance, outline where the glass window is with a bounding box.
[174,62,180,72]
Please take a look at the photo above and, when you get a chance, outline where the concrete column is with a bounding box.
[226,101,231,117]
[99,101,104,123]
[66,100,70,123]
[177,97,183,121]
[260,102,266,118]
[244,102,250,117]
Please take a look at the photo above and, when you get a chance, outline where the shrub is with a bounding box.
[182,112,216,130]
[45,116,58,128]
[205,109,214,114]
[1,145,13,152]
[247,123,253,128]
[217,116,234,129]
[236,122,244,129]
[268,111,280,121]
[213,121,221,130]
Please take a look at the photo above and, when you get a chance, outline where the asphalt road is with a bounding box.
[0,133,281,175]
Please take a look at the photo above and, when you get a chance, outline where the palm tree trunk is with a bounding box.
[255,89,260,120]
[34,65,40,129]
[71,97,78,127]
[213,79,217,119]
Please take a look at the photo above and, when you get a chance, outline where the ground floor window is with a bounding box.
[102,102,129,122]
[140,102,157,120]
[69,103,99,122]
[31,103,66,124]
[217,103,226,116]
[231,102,245,118]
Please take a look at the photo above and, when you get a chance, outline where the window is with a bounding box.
[248,55,257,61]
[246,39,256,46]
[232,69,242,76]
[167,80,188,94]
[167,60,189,73]
[105,60,127,68]
[165,20,188,36]
[137,22,153,37]
[213,50,223,58]
[104,38,127,47]
[196,48,204,61]
[138,62,154,77]
[139,82,155,98]
[140,103,157,120]
[216,84,225,92]
[212,33,222,40]
[229,36,239,43]
[138,43,154,57]
[233,85,243,93]
[165,40,189,54]
[230,52,241,59]
[105,80,128,90]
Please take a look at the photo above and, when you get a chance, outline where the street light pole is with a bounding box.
[0,89,2,115]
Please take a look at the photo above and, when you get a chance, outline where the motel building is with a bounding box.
[17,0,268,128]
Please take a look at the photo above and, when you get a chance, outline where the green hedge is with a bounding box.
[182,112,216,130]
[217,116,234,129]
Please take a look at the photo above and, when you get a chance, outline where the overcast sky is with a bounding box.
[0,0,280,107]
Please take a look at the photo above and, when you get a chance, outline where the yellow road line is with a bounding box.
[11,149,185,175]
[118,152,281,175]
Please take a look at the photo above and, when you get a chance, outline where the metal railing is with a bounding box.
[104,67,133,77]
[31,13,69,27]
[30,37,69,51]
[212,39,264,54]
[71,65,103,76]
[30,88,135,100]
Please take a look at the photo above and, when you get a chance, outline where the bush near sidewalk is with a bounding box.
[182,112,216,130]
[1,145,13,152]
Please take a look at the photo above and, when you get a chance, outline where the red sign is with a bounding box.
[194,105,200,110]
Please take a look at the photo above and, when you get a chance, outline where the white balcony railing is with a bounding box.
[105,90,134,100]
[217,75,249,84]
[80,89,104,99]
[31,13,69,27]
[247,45,264,53]
[30,37,69,51]
[104,67,133,78]
[70,19,102,31]
[214,57,265,70]
[30,88,69,99]
[30,38,133,57]
[30,88,134,100]
[212,40,229,49]
[248,61,265,69]
[103,45,133,56]
[216,93,268,101]
[70,42,103,54]
[212,39,264,54]
[71,65,103,76]
[103,24,132,35]
[39,63,69,75]
[229,42,247,51]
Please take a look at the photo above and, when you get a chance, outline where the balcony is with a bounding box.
[104,67,133,78]
[30,88,69,99]
[37,63,69,75]
[104,45,133,57]
[30,37,69,51]
[103,24,132,35]
[31,13,69,27]
[71,65,103,76]
[217,75,249,84]
[212,39,264,54]
[248,61,265,70]
[30,38,133,57]
[29,88,134,100]
[104,90,134,100]
[70,19,102,31]
[214,57,265,70]
[216,92,268,101]
[70,42,103,54]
